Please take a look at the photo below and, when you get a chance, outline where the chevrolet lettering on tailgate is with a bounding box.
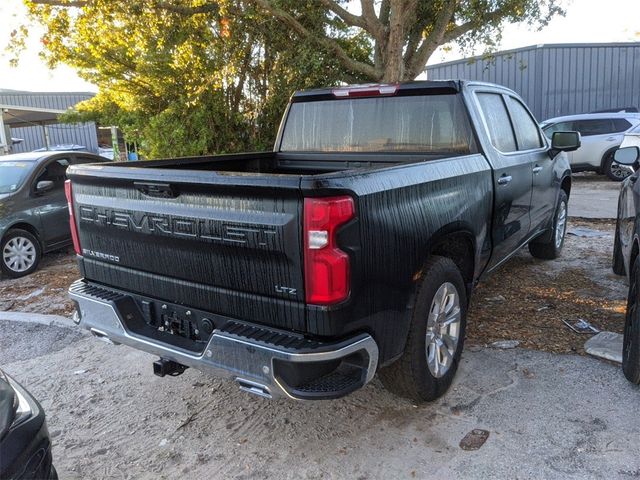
[78,205,278,249]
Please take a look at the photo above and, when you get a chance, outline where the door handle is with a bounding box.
[497,175,513,185]
[532,165,543,174]
[605,136,617,141]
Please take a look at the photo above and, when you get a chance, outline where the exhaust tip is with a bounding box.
[236,378,272,399]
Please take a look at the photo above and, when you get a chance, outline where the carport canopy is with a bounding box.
[0,104,65,152]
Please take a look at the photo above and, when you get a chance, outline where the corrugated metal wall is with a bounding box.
[426,42,640,121]
[9,123,99,153]
[0,90,99,153]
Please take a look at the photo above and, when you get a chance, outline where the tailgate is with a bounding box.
[69,167,306,331]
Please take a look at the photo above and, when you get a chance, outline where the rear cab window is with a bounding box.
[279,93,478,155]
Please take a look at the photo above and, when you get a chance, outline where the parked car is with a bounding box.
[0,368,57,479]
[541,112,640,181]
[0,151,109,278]
[611,145,640,384]
[67,81,578,402]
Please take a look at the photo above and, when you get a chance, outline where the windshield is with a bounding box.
[0,161,35,194]
[280,94,477,154]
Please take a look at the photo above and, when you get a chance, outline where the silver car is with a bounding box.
[541,112,640,181]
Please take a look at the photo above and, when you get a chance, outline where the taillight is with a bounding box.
[303,196,355,305]
[64,180,82,256]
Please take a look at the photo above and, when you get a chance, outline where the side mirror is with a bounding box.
[36,180,54,193]
[613,146,640,166]
[551,131,581,152]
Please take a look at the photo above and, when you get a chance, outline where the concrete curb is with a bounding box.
[0,311,77,329]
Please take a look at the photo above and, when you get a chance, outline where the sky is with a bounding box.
[0,0,639,92]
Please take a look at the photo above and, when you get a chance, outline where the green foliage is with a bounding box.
[12,0,563,156]
[16,0,364,157]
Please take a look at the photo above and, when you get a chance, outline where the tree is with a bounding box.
[13,0,368,156]
[11,0,563,156]
[251,0,564,82]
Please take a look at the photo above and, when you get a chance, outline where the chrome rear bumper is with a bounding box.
[69,280,378,400]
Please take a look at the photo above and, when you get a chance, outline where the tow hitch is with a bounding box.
[153,358,188,377]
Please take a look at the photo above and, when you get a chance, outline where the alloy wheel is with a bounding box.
[425,282,461,378]
[555,200,567,249]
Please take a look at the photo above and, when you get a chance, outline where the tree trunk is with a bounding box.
[382,0,405,82]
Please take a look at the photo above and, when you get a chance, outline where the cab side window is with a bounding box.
[35,159,70,192]
[476,92,517,153]
[507,98,544,150]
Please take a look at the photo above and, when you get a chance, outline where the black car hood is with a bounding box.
[0,372,16,441]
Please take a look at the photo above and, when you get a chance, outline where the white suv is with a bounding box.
[541,112,640,181]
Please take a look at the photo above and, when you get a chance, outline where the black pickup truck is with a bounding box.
[67,81,579,402]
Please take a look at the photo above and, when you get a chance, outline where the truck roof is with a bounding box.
[291,80,517,102]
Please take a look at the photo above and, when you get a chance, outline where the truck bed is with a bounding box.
[99,151,445,176]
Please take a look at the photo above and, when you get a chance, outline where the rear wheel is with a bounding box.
[379,256,467,402]
[529,191,568,260]
[1,229,42,278]
[613,219,626,275]
[604,151,632,182]
[623,257,640,384]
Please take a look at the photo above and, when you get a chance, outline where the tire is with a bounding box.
[1,229,42,278]
[613,219,626,275]
[604,151,632,182]
[378,256,467,402]
[623,257,640,384]
[529,190,568,260]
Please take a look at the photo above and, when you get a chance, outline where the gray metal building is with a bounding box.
[0,89,98,154]
[426,42,640,122]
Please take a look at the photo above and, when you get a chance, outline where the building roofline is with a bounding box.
[427,41,640,69]
[0,89,95,96]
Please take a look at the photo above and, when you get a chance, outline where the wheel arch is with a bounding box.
[600,145,621,170]
[2,222,43,249]
[414,223,477,296]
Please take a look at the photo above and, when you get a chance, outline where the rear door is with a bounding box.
[474,91,533,269]
[69,168,306,331]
